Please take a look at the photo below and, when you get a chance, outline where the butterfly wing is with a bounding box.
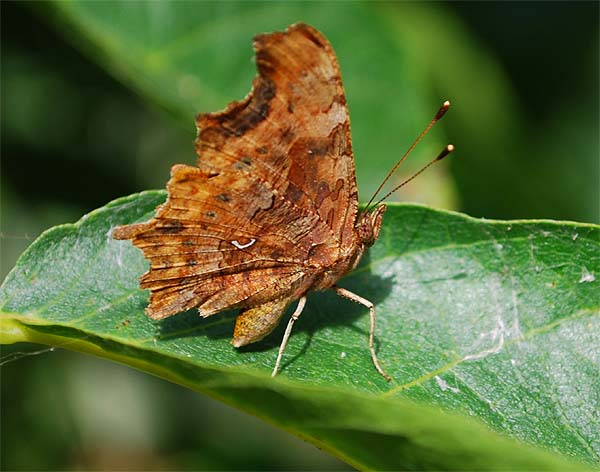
[196,23,359,253]
[113,164,313,319]
[113,23,359,319]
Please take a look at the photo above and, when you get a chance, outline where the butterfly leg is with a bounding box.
[272,296,307,377]
[333,286,391,382]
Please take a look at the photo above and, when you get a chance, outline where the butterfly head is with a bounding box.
[357,204,386,248]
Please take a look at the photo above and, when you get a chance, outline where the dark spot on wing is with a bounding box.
[315,181,331,208]
[281,126,295,144]
[261,81,275,100]
[308,138,329,157]
[331,178,344,201]
[285,183,304,204]
[234,156,253,170]
[216,193,231,203]
[157,220,183,234]
[214,77,275,137]
[270,248,284,260]
[325,208,335,227]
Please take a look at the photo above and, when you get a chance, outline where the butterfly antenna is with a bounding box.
[364,100,451,212]
[373,144,454,206]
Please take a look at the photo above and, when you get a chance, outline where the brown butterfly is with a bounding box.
[113,23,452,381]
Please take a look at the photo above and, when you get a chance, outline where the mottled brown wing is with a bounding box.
[196,22,359,251]
[113,164,315,319]
[113,23,359,319]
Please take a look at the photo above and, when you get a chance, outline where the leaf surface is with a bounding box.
[1,192,597,470]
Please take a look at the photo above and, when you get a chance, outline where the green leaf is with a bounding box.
[1,192,597,470]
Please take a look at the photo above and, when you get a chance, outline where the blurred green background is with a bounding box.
[2,1,598,470]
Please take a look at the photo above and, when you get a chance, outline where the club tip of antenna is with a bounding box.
[436,144,454,161]
[435,100,451,120]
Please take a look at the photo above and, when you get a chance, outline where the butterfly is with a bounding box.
[113,22,452,381]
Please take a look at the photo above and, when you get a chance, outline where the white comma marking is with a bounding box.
[231,238,257,250]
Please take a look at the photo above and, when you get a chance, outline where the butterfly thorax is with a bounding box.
[306,204,386,293]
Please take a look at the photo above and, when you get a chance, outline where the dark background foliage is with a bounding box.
[2,1,597,470]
